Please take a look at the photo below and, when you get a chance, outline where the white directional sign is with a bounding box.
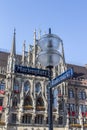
[50,68,73,88]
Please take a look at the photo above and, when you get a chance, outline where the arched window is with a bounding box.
[35,83,41,93]
[14,80,19,93]
[68,88,74,98]
[24,81,30,94]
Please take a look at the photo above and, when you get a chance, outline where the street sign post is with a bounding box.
[50,68,73,88]
[15,65,50,78]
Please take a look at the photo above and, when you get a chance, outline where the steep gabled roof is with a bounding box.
[0,51,22,67]
[0,51,9,67]
[67,63,87,79]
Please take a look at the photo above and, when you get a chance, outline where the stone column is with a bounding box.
[18,79,24,123]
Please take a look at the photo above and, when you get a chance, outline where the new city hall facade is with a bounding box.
[0,30,87,130]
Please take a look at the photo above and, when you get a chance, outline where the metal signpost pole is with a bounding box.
[48,67,53,130]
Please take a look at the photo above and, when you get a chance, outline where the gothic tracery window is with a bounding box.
[24,81,30,94]
[35,83,41,93]
[14,80,19,93]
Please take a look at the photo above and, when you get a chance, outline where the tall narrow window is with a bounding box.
[79,90,86,100]
[24,81,30,95]
[82,91,86,100]
[68,89,74,98]
[12,114,17,123]
[12,97,18,107]
[35,83,41,94]
[0,114,2,121]
[14,80,19,93]
[0,98,3,106]
[0,84,5,94]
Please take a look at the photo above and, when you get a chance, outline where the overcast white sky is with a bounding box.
[0,0,87,66]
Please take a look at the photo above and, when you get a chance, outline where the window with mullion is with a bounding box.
[69,104,75,111]
[0,84,5,90]
[82,91,86,100]
[12,114,16,123]
[68,89,74,98]
[79,90,86,100]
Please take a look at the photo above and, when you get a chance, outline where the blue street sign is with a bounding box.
[15,65,50,78]
[50,68,74,88]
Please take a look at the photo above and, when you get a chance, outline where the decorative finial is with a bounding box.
[10,28,16,56]
[38,29,41,39]
[34,29,36,40]
[14,28,16,35]
[49,28,51,34]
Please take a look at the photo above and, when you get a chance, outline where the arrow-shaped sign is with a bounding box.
[50,68,74,88]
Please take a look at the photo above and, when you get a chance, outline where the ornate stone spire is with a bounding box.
[38,29,41,39]
[61,41,65,65]
[10,28,16,56]
[33,29,36,44]
[22,40,26,65]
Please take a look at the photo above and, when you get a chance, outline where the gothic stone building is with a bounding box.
[0,30,87,130]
